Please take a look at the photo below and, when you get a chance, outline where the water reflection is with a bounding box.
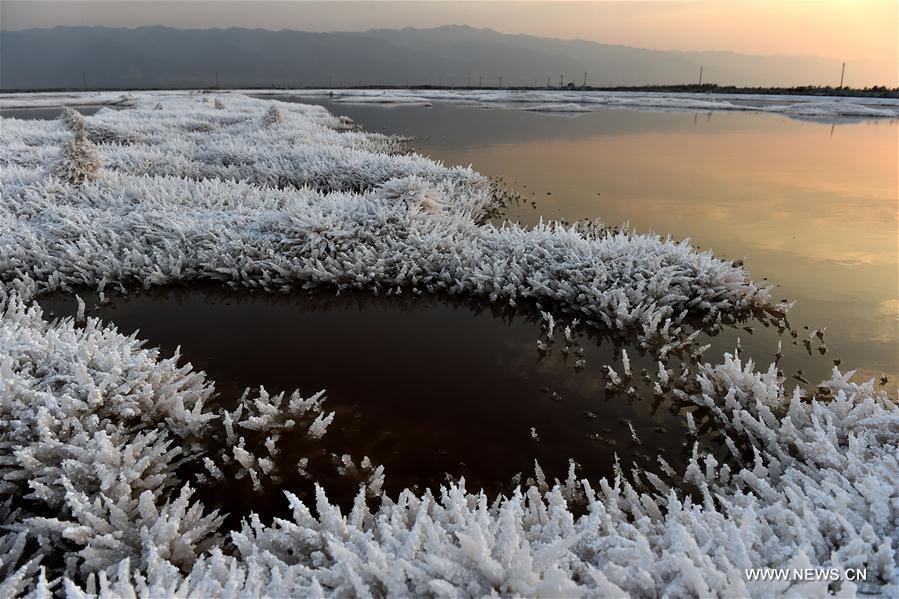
[12,98,898,515]
[39,286,716,515]
[280,99,897,391]
[0,105,120,120]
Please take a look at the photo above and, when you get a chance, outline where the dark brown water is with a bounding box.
[39,286,709,517]
[22,99,898,517]
[278,98,898,392]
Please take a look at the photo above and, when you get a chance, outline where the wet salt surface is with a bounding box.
[39,286,713,516]
[0,105,119,120]
[18,97,897,517]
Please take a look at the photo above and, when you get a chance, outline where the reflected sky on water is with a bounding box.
[286,99,898,389]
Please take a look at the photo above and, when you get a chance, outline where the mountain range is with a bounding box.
[0,25,857,90]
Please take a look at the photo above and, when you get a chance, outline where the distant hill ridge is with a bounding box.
[0,24,861,90]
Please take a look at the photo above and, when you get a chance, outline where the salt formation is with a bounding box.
[5,89,899,119]
[60,106,86,132]
[261,104,285,127]
[2,96,485,197]
[0,296,337,595]
[0,164,773,344]
[2,299,895,596]
[0,93,895,596]
[52,108,102,185]
[241,88,899,119]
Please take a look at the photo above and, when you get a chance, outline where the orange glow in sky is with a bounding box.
[2,1,896,85]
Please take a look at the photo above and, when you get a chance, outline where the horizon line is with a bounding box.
[0,23,847,62]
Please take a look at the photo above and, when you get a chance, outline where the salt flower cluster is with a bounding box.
[0,93,895,597]
[52,107,102,185]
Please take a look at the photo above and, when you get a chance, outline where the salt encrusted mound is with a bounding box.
[52,108,102,185]
[1,298,895,597]
[60,107,87,133]
[0,297,336,595]
[0,95,777,343]
[1,164,771,344]
[261,104,285,127]
[0,93,894,596]
[0,95,472,194]
[52,129,102,185]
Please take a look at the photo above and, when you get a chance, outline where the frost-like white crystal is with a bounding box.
[1,92,895,597]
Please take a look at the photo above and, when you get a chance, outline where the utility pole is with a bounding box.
[216,71,220,89]
[583,71,587,87]
[546,76,550,88]
[81,71,87,90]
[499,75,502,88]
[839,62,846,88]
[467,74,471,87]
[698,66,703,86]
[560,73,564,87]
[479,76,482,87]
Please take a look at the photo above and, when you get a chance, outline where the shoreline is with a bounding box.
[0,92,896,596]
[2,84,897,99]
[4,87,899,119]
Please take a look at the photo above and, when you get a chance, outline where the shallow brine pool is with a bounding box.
[275,96,898,392]
[20,97,898,517]
[40,285,722,517]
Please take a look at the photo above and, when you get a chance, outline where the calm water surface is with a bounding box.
[23,98,899,514]
[285,98,898,390]
[0,105,118,120]
[40,287,708,516]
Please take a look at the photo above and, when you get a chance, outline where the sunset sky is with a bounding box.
[2,1,896,85]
